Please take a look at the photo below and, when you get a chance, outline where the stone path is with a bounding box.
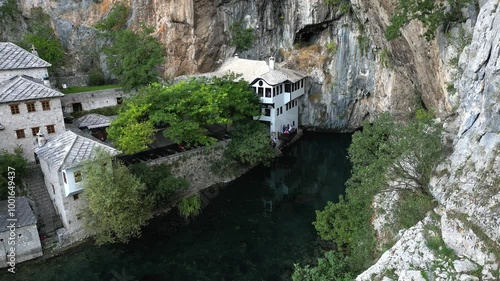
[24,164,62,237]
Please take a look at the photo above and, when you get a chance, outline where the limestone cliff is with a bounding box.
[357,1,499,280]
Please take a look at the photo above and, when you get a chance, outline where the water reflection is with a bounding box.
[3,133,351,281]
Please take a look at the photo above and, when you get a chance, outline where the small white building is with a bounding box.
[198,56,307,139]
[0,75,65,161]
[34,130,118,244]
[0,197,43,268]
[0,42,51,83]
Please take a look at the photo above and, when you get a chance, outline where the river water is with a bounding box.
[3,133,351,281]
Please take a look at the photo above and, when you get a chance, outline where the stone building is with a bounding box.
[0,75,65,161]
[0,197,43,268]
[0,42,51,83]
[34,130,118,244]
[60,88,125,114]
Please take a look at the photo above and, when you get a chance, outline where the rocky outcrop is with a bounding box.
[357,1,499,279]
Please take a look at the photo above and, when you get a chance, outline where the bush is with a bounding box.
[395,191,436,230]
[292,251,354,281]
[229,21,254,51]
[95,3,130,31]
[178,194,202,218]
[88,69,106,86]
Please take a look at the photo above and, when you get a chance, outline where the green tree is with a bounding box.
[108,74,261,153]
[0,147,27,201]
[95,3,130,31]
[313,110,443,274]
[18,9,65,71]
[102,28,165,91]
[292,251,354,281]
[229,21,254,51]
[225,121,276,166]
[82,150,152,245]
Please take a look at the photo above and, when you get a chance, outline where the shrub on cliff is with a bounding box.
[229,21,254,52]
[386,0,472,41]
[0,147,27,201]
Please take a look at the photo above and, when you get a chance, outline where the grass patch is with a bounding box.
[61,84,121,94]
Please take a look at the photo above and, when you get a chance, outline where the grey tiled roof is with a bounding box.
[74,114,111,129]
[34,130,119,170]
[214,57,271,82]
[254,68,307,86]
[0,42,51,70]
[0,75,64,103]
[0,197,37,232]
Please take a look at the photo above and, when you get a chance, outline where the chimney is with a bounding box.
[234,53,239,59]
[36,132,47,147]
[31,45,39,57]
[269,57,275,70]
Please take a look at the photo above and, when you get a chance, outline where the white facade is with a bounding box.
[61,88,125,113]
[38,158,87,242]
[0,97,65,161]
[251,77,306,137]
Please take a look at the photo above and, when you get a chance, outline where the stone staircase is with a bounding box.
[24,164,62,237]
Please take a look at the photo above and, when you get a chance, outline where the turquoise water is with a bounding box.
[2,133,351,281]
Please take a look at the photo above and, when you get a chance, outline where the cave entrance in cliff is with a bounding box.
[294,22,329,47]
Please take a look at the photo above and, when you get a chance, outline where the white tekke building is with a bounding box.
[201,56,307,139]
[34,130,118,243]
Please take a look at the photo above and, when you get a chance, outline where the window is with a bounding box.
[15,129,25,139]
[63,172,67,184]
[301,79,304,88]
[74,171,82,182]
[41,100,51,111]
[264,109,271,116]
[31,127,40,137]
[280,107,283,114]
[280,85,283,94]
[265,88,271,98]
[26,102,36,112]
[46,125,55,134]
[285,84,291,92]
[277,108,280,116]
[10,104,20,114]
[272,88,276,97]
[286,103,289,110]
[258,87,263,97]
[51,184,55,195]
[116,97,123,105]
[73,194,79,200]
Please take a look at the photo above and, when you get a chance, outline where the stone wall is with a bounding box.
[0,68,49,83]
[51,75,89,88]
[60,88,124,113]
[145,140,237,198]
[0,98,65,162]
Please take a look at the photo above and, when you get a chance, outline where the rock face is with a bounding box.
[1,0,452,131]
[357,1,499,280]
[1,0,498,277]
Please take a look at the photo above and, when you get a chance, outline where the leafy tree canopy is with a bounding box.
[225,121,276,166]
[108,74,261,154]
[82,150,152,245]
[292,251,354,281]
[313,110,443,274]
[18,9,65,71]
[96,4,165,91]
